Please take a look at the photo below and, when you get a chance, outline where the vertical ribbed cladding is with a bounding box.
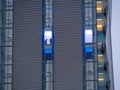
[54,0,83,90]
[13,0,42,90]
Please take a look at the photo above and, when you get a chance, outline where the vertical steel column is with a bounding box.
[42,0,54,90]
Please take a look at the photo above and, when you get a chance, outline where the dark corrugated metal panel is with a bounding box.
[54,0,83,90]
[13,0,42,90]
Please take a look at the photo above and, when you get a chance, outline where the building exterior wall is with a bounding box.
[13,1,42,90]
[106,0,114,90]
[54,0,83,90]
[0,0,114,90]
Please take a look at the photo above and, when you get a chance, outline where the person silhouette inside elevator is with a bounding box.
[45,38,52,45]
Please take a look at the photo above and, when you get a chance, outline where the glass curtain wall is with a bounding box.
[82,0,98,90]
[0,0,13,90]
[42,0,54,90]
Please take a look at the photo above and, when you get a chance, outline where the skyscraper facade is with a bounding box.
[0,0,114,90]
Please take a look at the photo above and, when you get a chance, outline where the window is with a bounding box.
[97,32,105,43]
[44,49,52,54]
[85,29,93,43]
[5,11,13,28]
[97,19,104,31]
[85,0,92,3]
[98,54,104,62]
[98,73,106,85]
[5,29,13,46]
[85,8,93,25]
[45,54,52,60]
[45,62,53,90]
[85,47,93,52]
[96,1,103,13]
[46,0,52,8]
[85,53,93,59]
[4,84,12,90]
[87,81,94,90]
[44,31,52,45]
[86,62,94,80]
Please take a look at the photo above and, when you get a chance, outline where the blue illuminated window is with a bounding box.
[44,49,52,54]
[85,47,93,59]
[85,47,93,52]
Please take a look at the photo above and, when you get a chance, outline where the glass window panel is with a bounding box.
[45,62,53,82]
[5,47,12,64]
[6,0,13,10]
[85,8,92,25]
[87,81,94,90]
[4,84,12,90]
[5,47,12,56]
[98,54,104,67]
[86,59,93,61]
[5,65,12,74]
[44,49,52,54]
[86,62,94,80]
[46,0,52,8]
[97,32,105,43]
[4,73,12,83]
[86,53,93,59]
[4,60,12,64]
[85,29,93,43]
[5,29,13,45]
[5,11,13,28]
[4,65,12,83]
[44,31,52,45]
[97,25,103,31]
[97,19,103,28]
[97,19,103,24]
[45,54,52,60]
[97,43,102,49]
[85,47,93,52]
[96,1,103,13]
[85,0,92,3]
[98,68,105,73]
[98,54,104,62]
[98,73,106,85]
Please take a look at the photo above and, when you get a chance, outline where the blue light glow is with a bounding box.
[45,49,52,54]
[85,47,93,52]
